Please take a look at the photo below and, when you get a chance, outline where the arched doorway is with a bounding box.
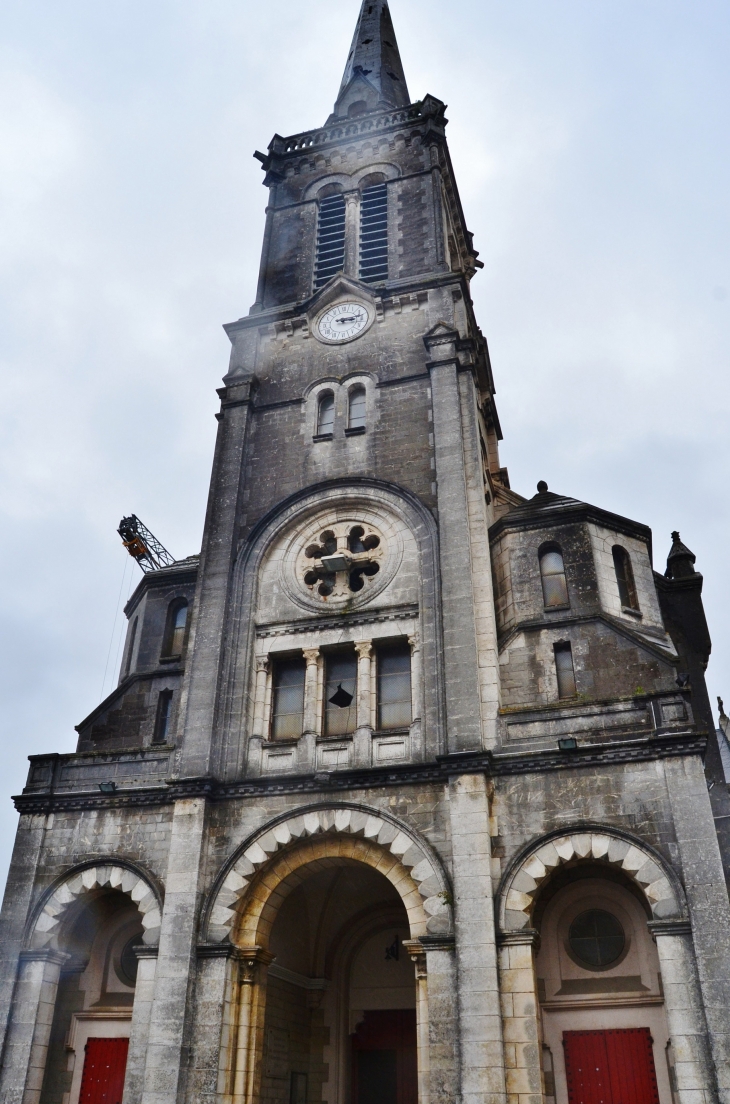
[533,863,673,1104]
[37,888,143,1104]
[497,828,715,1104]
[264,858,416,1104]
[0,863,161,1104]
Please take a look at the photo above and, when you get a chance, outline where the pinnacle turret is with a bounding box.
[329,0,410,121]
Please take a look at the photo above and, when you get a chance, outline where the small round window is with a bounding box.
[116,935,140,987]
[568,909,625,969]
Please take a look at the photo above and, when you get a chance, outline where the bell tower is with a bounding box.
[173,0,515,783]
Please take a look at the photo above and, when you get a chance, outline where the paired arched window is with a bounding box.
[612,546,639,611]
[162,599,188,658]
[348,386,366,430]
[539,545,569,609]
[317,391,335,436]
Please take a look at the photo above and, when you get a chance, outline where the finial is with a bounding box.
[719,696,726,718]
[537,480,548,494]
[665,530,697,579]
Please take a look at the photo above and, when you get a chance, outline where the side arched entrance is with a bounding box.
[498,828,713,1104]
[200,805,455,1104]
[0,861,161,1104]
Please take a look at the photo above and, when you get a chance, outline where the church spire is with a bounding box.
[331,0,410,120]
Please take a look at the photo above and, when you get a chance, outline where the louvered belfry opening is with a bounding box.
[315,193,347,288]
[359,182,389,282]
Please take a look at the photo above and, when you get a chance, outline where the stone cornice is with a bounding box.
[13,731,706,815]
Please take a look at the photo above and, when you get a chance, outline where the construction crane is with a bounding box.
[117,515,175,573]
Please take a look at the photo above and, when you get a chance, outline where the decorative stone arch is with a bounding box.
[204,803,452,945]
[302,162,401,201]
[28,860,163,950]
[498,825,686,933]
[217,478,445,773]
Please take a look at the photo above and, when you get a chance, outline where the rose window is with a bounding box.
[301,524,384,600]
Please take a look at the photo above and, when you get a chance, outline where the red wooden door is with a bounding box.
[352,1009,417,1104]
[78,1037,129,1104]
[564,1029,660,1104]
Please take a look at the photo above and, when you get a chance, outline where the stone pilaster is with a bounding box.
[0,813,49,1053]
[449,772,506,1104]
[498,930,542,1104]
[427,333,483,753]
[649,920,717,1104]
[140,797,207,1104]
[122,946,158,1104]
[420,936,460,1104]
[0,948,68,1104]
[665,755,730,1103]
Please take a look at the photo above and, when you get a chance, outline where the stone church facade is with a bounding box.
[1,4,729,1104]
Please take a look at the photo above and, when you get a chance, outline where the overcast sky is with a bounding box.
[1,0,728,889]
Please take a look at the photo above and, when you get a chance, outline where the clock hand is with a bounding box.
[335,314,360,324]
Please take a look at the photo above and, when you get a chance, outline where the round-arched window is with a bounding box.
[568,909,625,968]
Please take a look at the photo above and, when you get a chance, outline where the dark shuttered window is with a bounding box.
[315,194,346,288]
[359,183,388,283]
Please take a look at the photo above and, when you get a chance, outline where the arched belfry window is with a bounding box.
[539,545,569,609]
[359,181,388,283]
[315,187,346,289]
[317,391,335,436]
[613,546,639,611]
[162,599,188,658]
[348,385,366,431]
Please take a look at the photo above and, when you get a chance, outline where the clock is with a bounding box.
[316,302,371,343]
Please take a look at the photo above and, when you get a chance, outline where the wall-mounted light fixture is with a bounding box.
[557,737,577,751]
[99,781,117,794]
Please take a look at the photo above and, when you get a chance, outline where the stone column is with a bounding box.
[408,634,422,725]
[141,796,207,1104]
[122,947,158,1104]
[251,657,269,738]
[497,931,543,1104]
[343,190,360,277]
[247,657,270,776]
[649,920,716,1104]
[297,648,320,772]
[0,948,67,1104]
[403,941,431,1104]
[449,772,506,1104]
[421,936,460,1104]
[354,641,373,767]
[664,755,730,1103]
[231,948,275,1104]
[302,649,321,736]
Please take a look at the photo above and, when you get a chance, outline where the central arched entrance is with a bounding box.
[211,814,447,1104]
[264,857,416,1104]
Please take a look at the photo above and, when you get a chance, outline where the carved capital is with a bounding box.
[238,945,276,984]
[255,656,270,675]
[302,648,320,665]
[402,939,427,979]
[354,641,373,660]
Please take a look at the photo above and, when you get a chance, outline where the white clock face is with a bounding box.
[317,302,370,343]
